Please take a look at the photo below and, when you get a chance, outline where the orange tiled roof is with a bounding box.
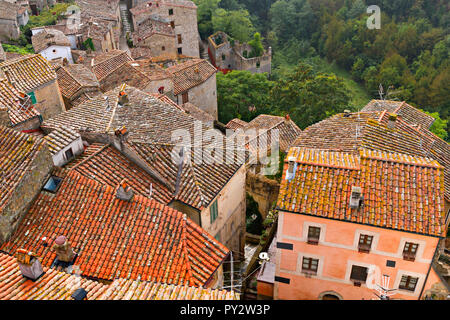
[0,170,229,285]
[0,79,40,126]
[91,50,134,82]
[31,29,71,53]
[167,59,217,95]
[0,54,57,93]
[69,143,173,204]
[0,253,239,300]
[44,126,80,155]
[0,127,48,211]
[56,64,100,100]
[277,147,446,237]
[362,100,435,129]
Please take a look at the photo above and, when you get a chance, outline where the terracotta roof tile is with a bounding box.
[44,126,80,155]
[277,147,446,237]
[0,170,229,285]
[0,54,57,93]
[56,64,99,99]
[0,126,48,210]
[226,118,247,130]
[0,252,239,300]
[0,79,40,126]
[31,29,71,53]
[167,59,217,95]
[91,50,133,82]
[181,102,214,123]
[362,100,435,129]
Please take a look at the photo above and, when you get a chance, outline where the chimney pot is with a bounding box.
[116,179,134,201]
[53,236,76,263]
[15,249,44,281]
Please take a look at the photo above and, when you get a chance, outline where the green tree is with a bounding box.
[421,110,449,141]
[248,32,264,57]
[270,62,351,129]
[212,8,255,42]
[217,70,274,124]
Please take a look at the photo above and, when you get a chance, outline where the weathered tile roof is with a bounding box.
[0,170,230,285]
[132,17,174,44]
[167,59,217,95]
[180,102,214,123]
[292,111,450,201]
[130,0,197,17]
[0,126,48,211]
[277,147,446,237]
[0,79,40,126]
[362,100,435,129]
[226,118,247,130]
[76,0,120,21]
[150,92,184,111]
[128,142,245,210]
[130,59,172,80]
[90,50,134,82]
[129,47,153,60]
[99,61,152,92]
[101,278,239,300]
[80,17,115,44]
[44,126,80,155]
[56,64,100,100]
[244,115,302,153]
[0,54,57,93]
[0,252,239,300]
[31,29,71,53]
[0,252,107,300]
[41,85,210,144]
[69,144,173,204]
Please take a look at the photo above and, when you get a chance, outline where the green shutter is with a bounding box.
[210,200,218,224]
[28,92,36,104]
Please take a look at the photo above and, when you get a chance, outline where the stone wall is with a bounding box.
[33,80,66,121]
[137,33,176,57]
[12,117,41,131]
[246,171,280,219]
[0,19,20,41]
[0,143,53,244]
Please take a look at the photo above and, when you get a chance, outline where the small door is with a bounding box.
[182,92,188,104]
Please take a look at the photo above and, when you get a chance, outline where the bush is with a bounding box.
[246,193,263,235]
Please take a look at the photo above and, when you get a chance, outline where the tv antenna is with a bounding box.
[373,274,397,300]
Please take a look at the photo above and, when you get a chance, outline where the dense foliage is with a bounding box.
[210,0,449,140]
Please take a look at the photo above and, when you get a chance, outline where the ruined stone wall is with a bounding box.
[246,171,280,219]
[33,80,66,121]
[0,19,20,41]
[0,143,53,244]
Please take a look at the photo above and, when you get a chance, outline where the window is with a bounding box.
[210,200,218,224]
[170,21,175,28]
[182,92,188,104]
[307,226,320,245]
[256,61,260,68]
[302,257,319,275]
[158,86,164,94]
[42,176,63,193]
[177,34,182,44]
[222,54,226,61]
[350,265,368,284]
[358,234,373,253]
[403,242,418,261]
[399,275,418,291]
[214,231,221,242]
[161,46,165,51]
[177,47,182,54]
[64,148,74,160]
[168,8,173,15]
[28,91,37,104]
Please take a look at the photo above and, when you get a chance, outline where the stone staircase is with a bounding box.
[120,3,132,36]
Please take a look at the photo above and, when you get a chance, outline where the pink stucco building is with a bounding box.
[274,147,448,300]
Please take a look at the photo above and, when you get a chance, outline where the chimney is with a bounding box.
[387,113,398,129]
[118,90,129,105]
[284,114,290,122]
[285,156,297,181]
[349,186,363,209]
[52,235,76,263]
[15,249,44,281]
[116,179,134,201]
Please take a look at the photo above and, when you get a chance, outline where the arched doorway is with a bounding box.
[318,291,343,300]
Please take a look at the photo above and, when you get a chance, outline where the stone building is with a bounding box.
[31,28,74,64]
[0,54,65,120]
[79,18,118,53]
[0,126,53,244]
[0,1,29,41]
[56,63,101,109]
[167,58,218,119]
[43,126,85,166]
[0,78,41,131]
[132,17,176,57]
[0,42,5,62]
[130,0,200,58]
[208,31,272,74]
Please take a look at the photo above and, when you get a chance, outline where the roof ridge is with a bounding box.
[359,148,442,168]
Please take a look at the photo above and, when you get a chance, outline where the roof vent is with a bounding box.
[71,288,88,300]
[349,186,364,209]
[15,249,44,281]
[52,235,76,263]
[285,156,297,182]
[116,179,134,201]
